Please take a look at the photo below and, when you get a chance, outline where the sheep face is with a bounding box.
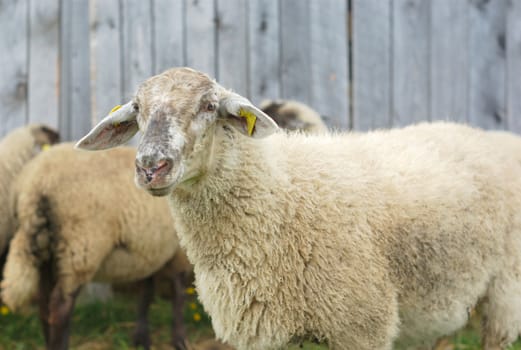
[29,125,60,149]
[76,67,279,196]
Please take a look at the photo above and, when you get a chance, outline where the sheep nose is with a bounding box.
[135,157,173,183]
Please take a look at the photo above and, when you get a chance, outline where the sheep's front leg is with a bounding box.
[132,276,154,350]
[171,271,188,350]
[48,285,80,350]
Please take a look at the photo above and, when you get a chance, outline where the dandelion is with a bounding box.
[0,306,9,316]
[185,287,196,295]
[193,312,201,322]
[189,302,197,310]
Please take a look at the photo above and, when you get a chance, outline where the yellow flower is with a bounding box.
[0,306,9,316]
[185,287,196,295]
[193,312,201,322]
[189,302,197,310]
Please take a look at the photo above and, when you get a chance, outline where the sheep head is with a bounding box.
[76,67,279,196]
[30,125,60,150]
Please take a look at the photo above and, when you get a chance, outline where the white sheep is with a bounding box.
[76,67,521,350]
[0,124,59,259]
[1,143,191,350]
[259,99,329,134]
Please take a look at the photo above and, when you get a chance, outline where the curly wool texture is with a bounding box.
[170,122,521,350]
[1,143,184,310]
[0,124,58,255]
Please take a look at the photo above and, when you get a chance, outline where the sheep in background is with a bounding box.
[76,67,521,350]
[0,124,59,268]
[1,143,190,350]
[259,99,328,134]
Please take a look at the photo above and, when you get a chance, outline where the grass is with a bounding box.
[1,295,521,350]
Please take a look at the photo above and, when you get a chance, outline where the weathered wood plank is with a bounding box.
[392,0,430,127]
[352,0,392,131]
[60,0,91,141]
[280,0,311,104]
[248,0,280,105]
[309,0,349,130]
[507,0,521,133]
[0,0,28,137]
[89,0,122,125]
[468,0,507,130]
[121,0,153,101]
[216,0,248,96]
[430,0,468,123]
[186,0,216,77]
[120,0,153,146]
[153,0,184,74]
[28,0,59,129]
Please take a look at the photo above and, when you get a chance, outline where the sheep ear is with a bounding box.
[219,94,279,138]
[75,102,139,150]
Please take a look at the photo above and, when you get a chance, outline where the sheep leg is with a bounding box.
[132,276,154,350]
[481,265,521,350]
[38,260,54,346]
[48,285,80,350]
[171,271,188,350]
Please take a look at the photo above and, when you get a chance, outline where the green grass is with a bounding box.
[1,296,521,350]
[0,294,215,350]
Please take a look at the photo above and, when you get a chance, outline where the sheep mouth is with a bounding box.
[147,184,175,197]
[137,178,177,197]
[136,167,183,197]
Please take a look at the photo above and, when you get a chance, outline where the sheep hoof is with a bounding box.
[172,337,189,350]
[132,326,151,350]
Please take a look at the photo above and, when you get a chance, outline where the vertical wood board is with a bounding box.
[280,0,311,104]
[430,0,469,123]
[507,0,521,132]
[153,0,184,74]
[0,0,28,137]
[216,0,248,96]
[59,0,92,141]
[28,0,60,129]
[392,0,430,126]
[120,0,153,101]
[468,0,507,130]
[89,0,122,124]
[352,0,392,131]
[309,0,349,130]
[248,0,281,105]
[185,0,216,77]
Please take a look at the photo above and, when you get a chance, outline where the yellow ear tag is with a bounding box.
[110,105,122,127]
[41,144,51,151]
[110,105,122,114]
[238,109,257,136]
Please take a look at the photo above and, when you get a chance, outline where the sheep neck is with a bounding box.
[170,129,290,274]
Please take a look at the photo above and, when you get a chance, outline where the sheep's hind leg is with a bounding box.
[482,267,521,350]
[171,271,189,350]
[132,276,154,350]
[38,260,55,346]
[48,285,81,350]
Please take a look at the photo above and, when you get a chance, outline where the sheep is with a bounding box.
[1,143,191,350]
[259,99,329,134]
[75,66,521,350]
[0,124,59,258]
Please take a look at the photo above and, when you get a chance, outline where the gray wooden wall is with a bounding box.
[1,0,520,141]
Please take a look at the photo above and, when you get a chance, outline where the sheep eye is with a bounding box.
[132,103,139,113]
[206,103,216,112]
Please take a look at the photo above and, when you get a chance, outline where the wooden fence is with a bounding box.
[1,0,520,140]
